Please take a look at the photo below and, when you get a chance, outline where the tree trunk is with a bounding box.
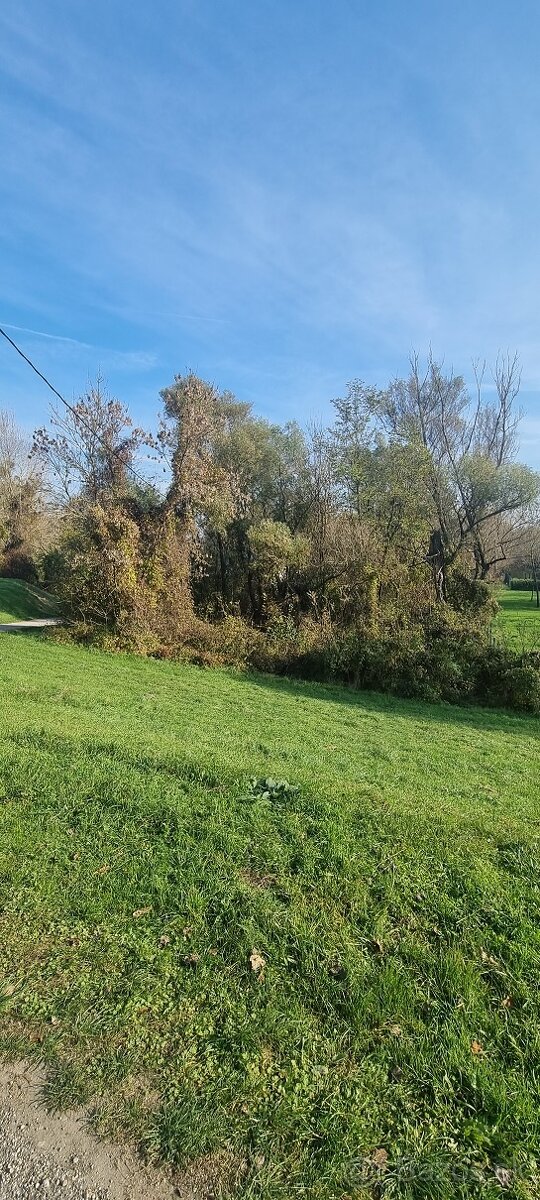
[216,531,229,604]
[428,529,447,601]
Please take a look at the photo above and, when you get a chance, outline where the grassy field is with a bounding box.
[493,587,540,652]
[0,578,60,623]
[0,633,539,1198]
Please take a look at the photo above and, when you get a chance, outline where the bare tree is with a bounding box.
[367,352,539,593]
[32,377,147,502]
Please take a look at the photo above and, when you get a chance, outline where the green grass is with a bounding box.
[0,634,539,1198]
[493,587,540,652]
[0,578,60,623]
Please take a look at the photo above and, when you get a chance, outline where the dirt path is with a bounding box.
[0,620,62,631]
[0,1063,178,1199]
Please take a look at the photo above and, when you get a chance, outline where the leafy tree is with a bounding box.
[0,410,48,576]
[334,354,539,597]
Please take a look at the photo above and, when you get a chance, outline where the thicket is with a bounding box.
[6,356,540,714]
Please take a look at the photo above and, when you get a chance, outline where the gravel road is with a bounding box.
[0,1102,107,1198]
[0,1063,177,1200]
[0,620,62,632]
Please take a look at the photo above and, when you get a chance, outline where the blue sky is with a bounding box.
[1,0,540,465]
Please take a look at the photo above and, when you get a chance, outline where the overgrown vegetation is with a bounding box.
[4,353,540,709]
[0,632,539,1198]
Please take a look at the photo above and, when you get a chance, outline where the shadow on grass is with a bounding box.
[230,664,540,736]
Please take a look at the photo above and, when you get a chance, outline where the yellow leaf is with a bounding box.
[132,907,152,918]
[371,1148,388,1170]
[249,949,266,976]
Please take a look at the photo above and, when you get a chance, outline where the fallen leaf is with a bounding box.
[132,907,152,919]
[371,937,384,955]
[249,949,266,977]
[471,1040,484,1056]
[50,1016,60,1026]
[388,1024,402,1037]
[95,864,110,876]
[159,934,171,947]
[494,1165,512,1188]
[182,953,200,968]
[182,925,193,940]
[208,947,218,956]
[371,1148,388,1171]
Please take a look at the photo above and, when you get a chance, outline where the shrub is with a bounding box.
[475,647,540,714]
[55,566,540,716]
[0,549,38,582]
[447,572,495,619]
[286,623,540,714]
[39,548,68,589]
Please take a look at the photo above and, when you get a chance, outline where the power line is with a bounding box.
[0,324,150,490]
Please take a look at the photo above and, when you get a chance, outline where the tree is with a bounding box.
[156,374,245,625]
[0,410,47,576]
[193,404,312,619]
[32,377,147,502]
[337,353,540,596]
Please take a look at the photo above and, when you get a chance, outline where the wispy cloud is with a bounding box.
[0,322,91,348]
[0,1,539,457]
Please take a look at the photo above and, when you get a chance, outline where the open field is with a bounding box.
[493,587,540,653]
[0,633,539,1197]
[0,579,60,624]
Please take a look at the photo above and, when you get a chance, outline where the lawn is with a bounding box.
[493,587,540,652]
[0,633,539,1198]
[0,578,60,623]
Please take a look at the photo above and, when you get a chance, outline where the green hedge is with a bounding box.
[510,578,536,590]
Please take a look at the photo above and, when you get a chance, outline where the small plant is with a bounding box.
[244,776,300,804]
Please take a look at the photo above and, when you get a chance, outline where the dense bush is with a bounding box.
[39,548,68,589]
[149,610,540,715]
[0,549,38,582]
[446,572,496,618]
